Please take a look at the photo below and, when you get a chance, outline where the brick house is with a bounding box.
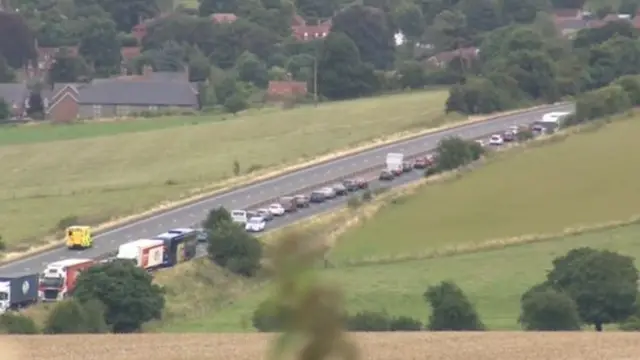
[211,13,238,23]
[45,68,199,122]
[266,80,308,101]
[291,15,332,41]
[426,47,479,68]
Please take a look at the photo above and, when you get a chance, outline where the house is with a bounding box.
[45,69,199,122]
[211,13,238,23]
[291,19,332,41]
[266,80,308,101]
[426,47,479,68]
[0,83,29,118]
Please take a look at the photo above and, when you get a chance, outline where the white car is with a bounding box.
[509,125,519,134]
[245,217,266,232]
[268,203,285,216]
[489,134,504,145]
[475,139,485,147]
[231,210,248,224]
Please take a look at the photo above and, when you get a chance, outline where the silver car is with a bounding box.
[256,208,273,221]
[321,187,336,198]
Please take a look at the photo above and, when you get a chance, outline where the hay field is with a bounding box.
[0,91,449,247]
[160,222,640,331]
[332,115,640,263]
[2,332,639,360]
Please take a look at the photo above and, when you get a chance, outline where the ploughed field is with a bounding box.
[2,333,639,360]
[0,90,450,249]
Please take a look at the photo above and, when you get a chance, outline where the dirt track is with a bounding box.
[1,332,638,360]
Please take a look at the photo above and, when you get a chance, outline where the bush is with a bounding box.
[345,311,423,331]
[445,77,509,114]
[614,75,640,105]
[574,84,631,123]
[619,316,640,331]
[44,299,110,334]
[434,136,485,172]
[518,286,581,331]
[252,299,291,332]
[0,312,39,334]
[424,281,485,331]
[202,207,232,231]
[389,315,423,331]
[516,128,534,142]
[207,220,262,277]
[57,215,79,231]
[223,92,248,114]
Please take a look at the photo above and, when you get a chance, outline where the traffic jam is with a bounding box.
[0,111,568,314]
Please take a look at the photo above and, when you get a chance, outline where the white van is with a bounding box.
[231,210,248,224]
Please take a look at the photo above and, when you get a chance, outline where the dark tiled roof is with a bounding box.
[0,83,28,105]
[76,81,197,106]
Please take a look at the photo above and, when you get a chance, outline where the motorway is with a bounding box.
[0,103,574,275]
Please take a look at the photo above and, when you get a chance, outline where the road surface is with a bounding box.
[0,103,574,274]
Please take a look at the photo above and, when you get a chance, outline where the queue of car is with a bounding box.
[229,177,370,233]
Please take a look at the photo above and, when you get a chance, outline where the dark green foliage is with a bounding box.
[223,92,249,114]
[73,260,165,333]
[202,207,232,231]
[206,220,262,277]
[433,136,485,172]
[574,85,631,123]
[44,298,110,334]
[252,299,291,332]
[614,75,640,105]
[519,285,581,331]
[424,281,485,331]
[0,312,39,334]
[345,310,423,331]
[546,247,639,331]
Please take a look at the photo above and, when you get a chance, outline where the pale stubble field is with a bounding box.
[2,333,638,360]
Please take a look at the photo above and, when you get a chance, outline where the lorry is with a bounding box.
[116,239,165,271]
[386,152,404,175]
[65,225,93,249]
[153,228,198,268]
[0,272,39,313]
[39,258,94,302]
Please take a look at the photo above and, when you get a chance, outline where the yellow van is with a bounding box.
[65,226,93,249]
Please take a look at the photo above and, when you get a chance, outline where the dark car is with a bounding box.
[354,178,369,189]
[195,228,209,243]
[379,170,394,181]
[342,179,359,191]
[310,190,326,203]
[413,157,428,169]
[246,210,259,219]
[332,183,348,195]
[402,161,413,172]
[294,194,310,207]
[503,131,516,142]
[279,196,298,212]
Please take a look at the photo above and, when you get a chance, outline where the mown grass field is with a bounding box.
[332,115,640,263]
[3,332,640,360]
[0,91,451,248]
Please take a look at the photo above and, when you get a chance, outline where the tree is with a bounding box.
[0,99,9,120]
[73,260,165,333]
[331,5,396,69]
[546,247,639,331]
[317,32,378,100]
[392,4,425,41]
[44,298,109,334]
[460,0,502,33]
[518,285,581,331]
[78,17,122,77]
[500,0,551,24]
[224,92,249,114]
[550,0,585,8]
[95,0,159,32]
[433,136,485,172]
[423,281,485,331]
[235,51,269,88]
[0,55,15,83]
[397,60,426,89]
[0,312,39,334]
[199,0,238,16]
[207,220,263,276]
[295,0,339,19]
[202,207,233,230]
[0,12,37,69]
[429,9,469,51]
[48,52,90,83]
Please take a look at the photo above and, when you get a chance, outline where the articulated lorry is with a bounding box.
[116,239,165,271]
[0,272,39,313]
[39,258,95,302]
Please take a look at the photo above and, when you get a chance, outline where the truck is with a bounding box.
[39,258,94,302]
[386,152,404,175]
[116,239,165,271]
[153,228,198,268]
[0,272,39,313]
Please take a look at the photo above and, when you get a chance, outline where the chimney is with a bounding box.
[142,65,153,78]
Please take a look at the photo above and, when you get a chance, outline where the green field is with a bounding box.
[0,91,453,248]
[332,116,640,263]
[160,223,640,332]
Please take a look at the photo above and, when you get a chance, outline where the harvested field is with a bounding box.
[0,91,450,248]
[333,114,640,262]
[2,332,639,360]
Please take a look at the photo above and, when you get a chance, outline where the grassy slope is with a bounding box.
[0,91,450,247]
[333,116,640,263]
[158,115,640,332]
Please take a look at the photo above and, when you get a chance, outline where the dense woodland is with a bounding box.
[0,0,639,117]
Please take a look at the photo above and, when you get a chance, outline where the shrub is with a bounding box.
[389,315,423,331]
[445,77,508,114]
[223,92,248,114]
[0,312,39,334]
[434,136,485,172]
[614,75,640,105]
[207,221,262,277]
[424,281,485,331]
[252,299,291,332]
[516,128,534,142]
[44,299,110,334]
[619,316,640,331]
[575,84,631,123]
[57,215,79,231]
[345,310,391,331]
[518,286,581,331]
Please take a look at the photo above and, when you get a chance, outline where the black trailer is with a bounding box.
[0,272,39,312]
